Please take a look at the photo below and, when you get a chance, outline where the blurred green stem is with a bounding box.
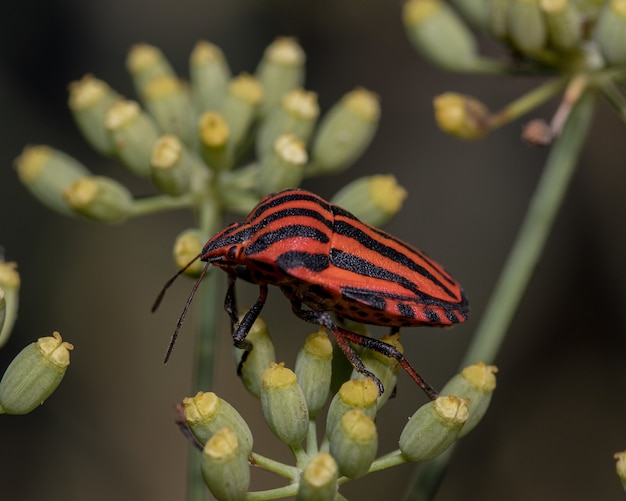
[187,199,223,501]
[406,89,597,501]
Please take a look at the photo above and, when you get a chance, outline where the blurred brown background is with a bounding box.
[1,1,625,499]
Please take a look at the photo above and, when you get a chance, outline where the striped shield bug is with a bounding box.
[153,189,468,400]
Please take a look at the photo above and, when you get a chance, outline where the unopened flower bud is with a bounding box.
[260,362,309,446]
[190,40,231,112]
[201,426,251,501]
[440,362,497,437]
[399,395,468,461]
[594,0,626,65]
[297,452,339,501]
[614,451,626,491]
[331,175,407,227]
[0,261,20,348]
[233,316,276,398]
[326,378,378,437]
[150,135,194,196]
[258,133,307,194]
[15,145,91,216]
[349,332,402,409]
[256,37,306,116]
[540,0,582,52]
[198,111,232,171]
[126,44,175,100]
[309,88,379,175]
[295,329,333,418]
[507,0,548,55]
[0,332,73,415]
[142,75,196,148]
[329,409,378,479]
[450,0,491,29]
[68,74,119,155]
[433,92,490,140]
[256,88,319,158]
[403,0,499,72]
[183,391,253,451]
[63,176,134,223]
[173,228,204,277]
[221,74,263,149]
[104,99,160,177]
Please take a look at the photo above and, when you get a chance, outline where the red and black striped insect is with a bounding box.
[153,189,468,400]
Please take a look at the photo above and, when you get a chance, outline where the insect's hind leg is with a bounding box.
[290,303,385,395]
[340,327,439,401]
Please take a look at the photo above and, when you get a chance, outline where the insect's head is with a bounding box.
[201,221,251,266]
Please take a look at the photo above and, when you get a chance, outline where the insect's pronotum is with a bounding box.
[153,189,468,400]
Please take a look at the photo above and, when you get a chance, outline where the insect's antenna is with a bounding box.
[151,253,203,313]
[163,260,212,363]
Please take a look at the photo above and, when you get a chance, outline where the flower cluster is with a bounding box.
[15,38,406,246]
[403,0,626,142]
[182,319,497,500]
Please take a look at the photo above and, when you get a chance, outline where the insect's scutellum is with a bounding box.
[154,189,468,399]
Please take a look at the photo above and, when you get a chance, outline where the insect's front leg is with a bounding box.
[224,271,239,329]
[233,284,268,375]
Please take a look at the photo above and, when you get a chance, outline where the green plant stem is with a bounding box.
[130,193,195,216]
[406,89,597,501]
[251,452,299,479]
[488,76,569,130]
[186,199,223,501]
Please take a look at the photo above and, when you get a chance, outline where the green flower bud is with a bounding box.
[540,0,582,52]
[294,329,333,418]
[260,362,309,446]
[201,426,251,501]
[329,409,378,479]
[233,316,276,398]
[15,145,91,216]
[309,88,380,175]
[142,75,197,149]
[256,88,319,158]
[594,0,626,65]
[104,99,160,177]
[331,175,407,227]
[150,135,194,196]
[258,133,307,194]
[190,40,231,113]
[399,395,468,462]
[450,0,492,29]
[221,73,263,149]
[507,0,548,55]
[0,332,73,415]
[67,74,120,155]
[0,261,20,348]
[198,111,232,171]
[614,451,626,491]
[173,228,204,277]
[433,92,490,140]
[256,37,306,116]
[440,362,497,437]
[183,391,253,451]
[297,452,339,501]
[403,0,500,72]
[63,176,134,223]
[326,378,378,437]
[349,332,402,409]
[126,43,176,101]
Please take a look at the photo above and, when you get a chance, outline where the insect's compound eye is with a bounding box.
[227,245,242,261]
